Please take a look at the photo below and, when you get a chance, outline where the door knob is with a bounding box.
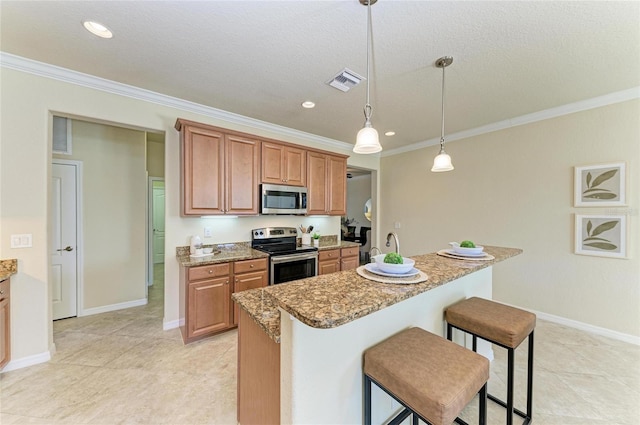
[57,246,73,252]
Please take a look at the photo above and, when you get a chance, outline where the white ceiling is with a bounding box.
[1,1,639,152]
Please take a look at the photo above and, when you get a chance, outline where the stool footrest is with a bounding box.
[388,408,412,425]
[487,394,531,424]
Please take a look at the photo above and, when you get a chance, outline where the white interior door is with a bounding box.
[51,162,78,320]
[152,181,165,263]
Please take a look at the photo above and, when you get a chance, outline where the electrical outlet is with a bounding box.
[204,227,213,238]
[11,233,33,248]
[394,222,401,229]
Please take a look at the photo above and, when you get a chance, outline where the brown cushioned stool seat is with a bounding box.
[446,297,536,425]
[363,327,489,425]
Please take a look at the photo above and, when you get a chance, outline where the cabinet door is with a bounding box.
[188,277,230,339]
[341,256,359,271]
[226,134,260,215]
[0,279,10,370]
[307,151,328,215]
[261,142,285,184]
[319,259,341,275]
[284,146,306,187]
[182,125,225,215]
[233,270,268,325]
[327,155,347,215]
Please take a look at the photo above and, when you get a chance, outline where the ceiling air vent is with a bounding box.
[326,68,364,92]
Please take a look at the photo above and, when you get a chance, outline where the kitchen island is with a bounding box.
[233,246,522,424]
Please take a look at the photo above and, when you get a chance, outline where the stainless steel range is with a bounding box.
[251,227,318,285]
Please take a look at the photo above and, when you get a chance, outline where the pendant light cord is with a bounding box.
[440,61,446,150]
[364,0,372,122]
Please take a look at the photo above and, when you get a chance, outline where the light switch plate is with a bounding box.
[11,233,33,248]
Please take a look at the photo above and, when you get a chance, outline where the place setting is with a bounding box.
[357,253,428,285]
[437,241,495,261]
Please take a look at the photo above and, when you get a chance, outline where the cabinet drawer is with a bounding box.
[234,258,268,274]
[188,263,230,281]
[319,249,340,261]
[341,247,359,258]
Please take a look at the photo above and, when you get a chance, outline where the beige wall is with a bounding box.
[380,100,640,337]
[146,137,165,177]
[0,66,379,364]
[54,121,147,310]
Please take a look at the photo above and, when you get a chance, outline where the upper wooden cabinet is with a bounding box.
[176,120,260,216]
[307,152,347,216]
[261,142,306,187]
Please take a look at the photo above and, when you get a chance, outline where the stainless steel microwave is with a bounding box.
[261,184,307,215]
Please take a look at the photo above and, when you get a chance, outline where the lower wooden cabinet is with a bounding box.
[180,258,268,344]
[0,278,10,370]
[340,247,360,271]
[318,249,341,275]
[233,258,268,325]
[182,263,231,343]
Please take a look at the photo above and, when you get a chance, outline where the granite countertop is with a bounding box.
[233,246,522,343]
[176,242,269,267]
[316,240,360,251]
[0,259,17,281]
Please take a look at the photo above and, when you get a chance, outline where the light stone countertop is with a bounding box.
[176,242,269,267]
[0,259,17,281]
[233,246,522,343]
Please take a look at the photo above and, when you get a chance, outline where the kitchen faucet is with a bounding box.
[385,232,400,254]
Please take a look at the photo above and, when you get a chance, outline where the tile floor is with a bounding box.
[1,264,639,424]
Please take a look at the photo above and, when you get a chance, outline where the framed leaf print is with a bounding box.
[575,214,627,258]
[574,162,626,207]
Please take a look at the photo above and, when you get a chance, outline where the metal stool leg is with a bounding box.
[479,383,487,425]
[526,331,534,423]
[364,374,372,425]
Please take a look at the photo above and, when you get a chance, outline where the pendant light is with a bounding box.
[353,0,382,154]
[431,56,454,172]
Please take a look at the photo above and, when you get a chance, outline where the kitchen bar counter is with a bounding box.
[233,246,521,343]
[234,245,522,424]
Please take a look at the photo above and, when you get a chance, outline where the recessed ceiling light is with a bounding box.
[385,131,396,136]
[83,20,113,39]
[302,101,315,109]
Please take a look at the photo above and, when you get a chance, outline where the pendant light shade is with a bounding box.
[353,0,382,154]
[431,150,454,172]
[431,56,454,172]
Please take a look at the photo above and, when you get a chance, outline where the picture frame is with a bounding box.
[574,162,626,207]
[575,214,627,259]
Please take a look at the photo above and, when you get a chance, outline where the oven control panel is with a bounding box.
[252,227,298,240]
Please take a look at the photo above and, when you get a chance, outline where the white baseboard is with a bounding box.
[163,318,184,331]
[1,350,51,373]
[80,298,147,317]
[531,309,640,346]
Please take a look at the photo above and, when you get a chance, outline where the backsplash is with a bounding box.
[176,242,251,257]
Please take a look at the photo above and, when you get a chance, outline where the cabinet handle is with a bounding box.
[208,270,213,274]
[225,280,229,285]
[250,264,254,268]
[0,290,4,295]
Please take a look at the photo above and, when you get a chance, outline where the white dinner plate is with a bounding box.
[443,249,488,258]
[364,263,420,277]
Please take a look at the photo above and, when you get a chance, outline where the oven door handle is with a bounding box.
[271,252,318,264]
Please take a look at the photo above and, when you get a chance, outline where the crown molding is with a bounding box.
[382,86,640,157]
[0,52,353,152]
[2,52,637,158]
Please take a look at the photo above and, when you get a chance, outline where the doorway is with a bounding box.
[147,178,165,287]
